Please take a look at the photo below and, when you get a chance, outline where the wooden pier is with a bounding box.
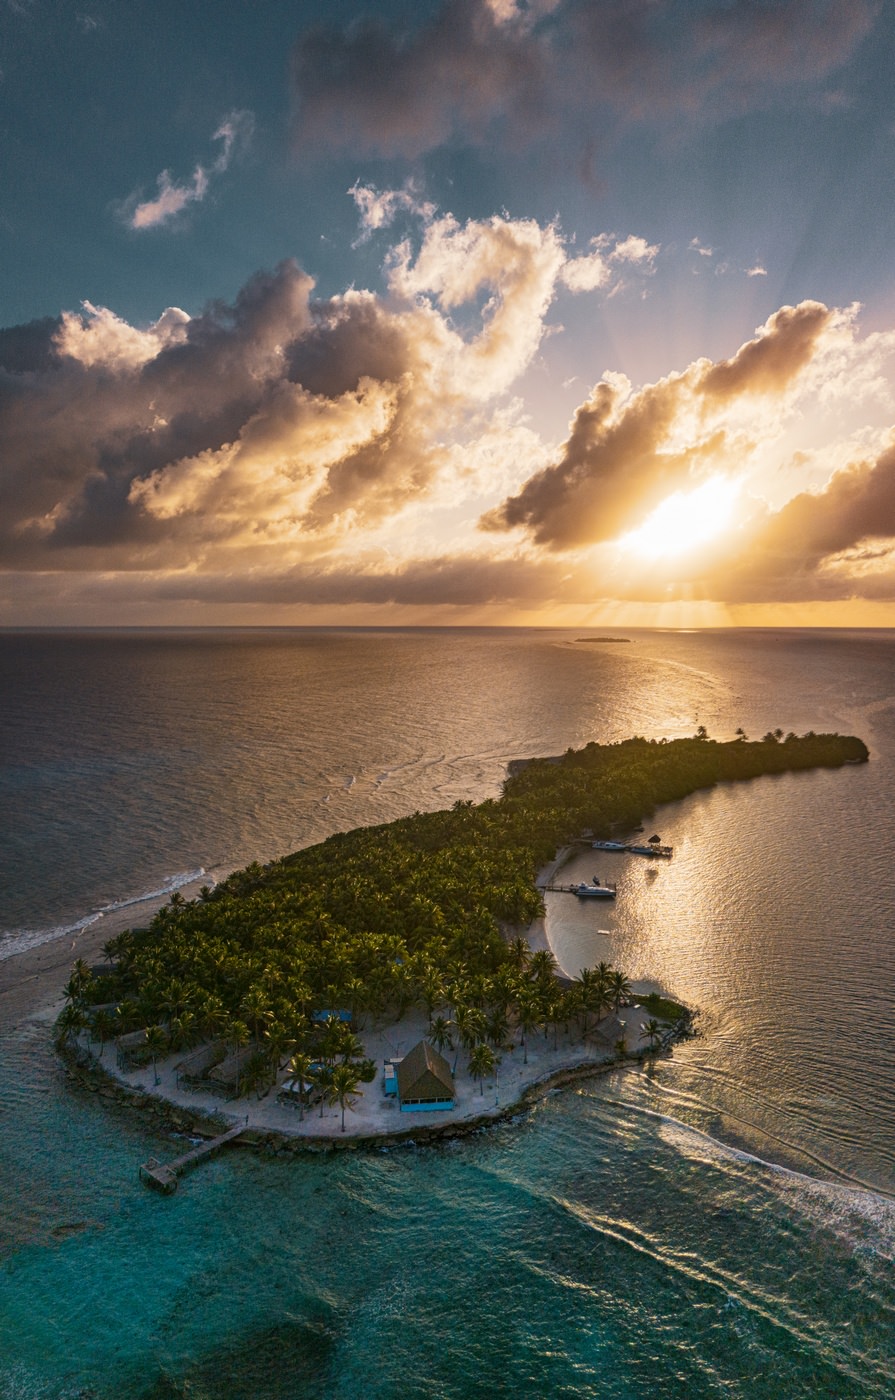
[139,1123,245,1194]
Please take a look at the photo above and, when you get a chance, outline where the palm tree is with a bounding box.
[314,1063,334,1118]
[92,1008,117,1051]
[485,1007,510,1053]
[227,1018,250,1098]
[528,948,558,984]
[429,1015,454,1057]
[240,986,273,1044]
[329,1062,363,1131]
[592,962,613,1024]
[54,1002,87,1050]
[515,992,540,1064]
[145,1025,168,1085]
[505,936,531,972]
[608,969,631,1011]
[468,1042,496,1095]
[287,1050,315,1122]
[575,968,600,1034]
[454,1005,486,1052]
[640,1018,663,1052]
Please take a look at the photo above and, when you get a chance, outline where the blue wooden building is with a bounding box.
[396,1040,455,1112]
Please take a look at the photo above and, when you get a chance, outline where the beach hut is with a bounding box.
[175,1040,225,1087]
[396,1040,454,1112]
[208,1043,258,1096]
[115,1027,149,1070]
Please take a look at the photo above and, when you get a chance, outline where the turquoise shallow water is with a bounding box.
[2,1017,893,1399]
[1,628,894,1396]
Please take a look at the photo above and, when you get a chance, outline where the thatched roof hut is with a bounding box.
[396,1040,454,1111]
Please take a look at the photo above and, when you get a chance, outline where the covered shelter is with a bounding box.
[396,1040,454,1112]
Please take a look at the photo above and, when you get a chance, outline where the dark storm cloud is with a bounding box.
[290,0,880,160]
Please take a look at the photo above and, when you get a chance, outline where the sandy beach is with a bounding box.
[0,870,218,1034]
[3,839,675,1159]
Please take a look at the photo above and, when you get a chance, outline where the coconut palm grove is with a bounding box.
[59,731,867,1104]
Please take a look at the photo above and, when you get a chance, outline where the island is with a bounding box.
[56,730,868,1175]
[575,636,632,643]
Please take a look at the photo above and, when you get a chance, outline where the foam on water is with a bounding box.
[1,627,894,1397]
[0,868,205,961]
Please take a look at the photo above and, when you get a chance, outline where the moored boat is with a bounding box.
[575,879,617,899]
[592,840,628,851]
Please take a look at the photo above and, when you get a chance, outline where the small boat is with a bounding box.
[575,880,616,899]
[626,843,673,858]
[592,840,627,851]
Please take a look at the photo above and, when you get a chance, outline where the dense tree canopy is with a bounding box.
[67,731,866,1090]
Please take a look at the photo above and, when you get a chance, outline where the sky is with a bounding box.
[4,0,895,627]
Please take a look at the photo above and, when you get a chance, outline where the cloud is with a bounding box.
[6,205,895,616]
[349,180,436,243]
[54,302,191,371]
[122,110,254,231]
[144,551,590,609]
[561,233,659,294]
[697,301,832,400]
[290,0,880,161]
[292,0,553,160]
[483,301,863,551]
[0,208,578,573]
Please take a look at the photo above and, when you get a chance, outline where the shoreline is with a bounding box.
[59,1036,676,1159]
[0,868,236,1035]
[44,841,690,1157]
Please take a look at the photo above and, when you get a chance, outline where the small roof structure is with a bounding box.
[175,1040,224,1083]
[396,1040,454,1104]
[588,1014,625,1049]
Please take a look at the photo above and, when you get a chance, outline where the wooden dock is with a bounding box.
[139,1123,244,1194]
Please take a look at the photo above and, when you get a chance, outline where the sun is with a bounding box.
[618,476,740,559]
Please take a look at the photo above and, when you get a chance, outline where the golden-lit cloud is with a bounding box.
[5,200,895,620]
[483,300,867,550]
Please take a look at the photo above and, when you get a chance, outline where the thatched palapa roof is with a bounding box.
[396,1040,454,1102]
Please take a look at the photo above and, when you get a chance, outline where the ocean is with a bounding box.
[1,627,893,1398]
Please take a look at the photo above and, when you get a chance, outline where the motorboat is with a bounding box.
[592,840,628,851]
[626,843,673,858]
[575,879,617,899]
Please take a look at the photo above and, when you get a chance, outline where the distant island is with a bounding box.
[575,636,632,643]
[57,730,868,1160]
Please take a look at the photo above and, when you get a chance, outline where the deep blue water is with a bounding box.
[1,628,893,1398]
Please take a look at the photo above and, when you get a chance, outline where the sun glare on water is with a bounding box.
[619,476,740,558]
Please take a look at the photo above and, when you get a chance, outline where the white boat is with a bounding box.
[575,880,616,899]
[592,840,627,851]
